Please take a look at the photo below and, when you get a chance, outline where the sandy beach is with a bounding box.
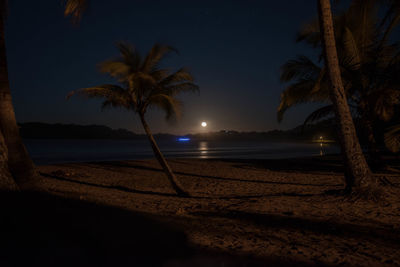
[2,156,399,266]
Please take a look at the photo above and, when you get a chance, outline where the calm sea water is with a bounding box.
[23,139,340,165]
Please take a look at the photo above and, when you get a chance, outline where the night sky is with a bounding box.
[6,0,326,134]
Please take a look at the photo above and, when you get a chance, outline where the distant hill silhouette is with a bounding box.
[188,120,337,142]
[19,122,138,139]
[18,121,338,142]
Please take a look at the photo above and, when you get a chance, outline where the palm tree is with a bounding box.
[0,0,88,189]
[279,56,400,165]
[0,130,18,191]
[279,1,400,169]
[0,0,10,190]
[317,0,376,193]
[0,0,37,188]
[68,42,199,197]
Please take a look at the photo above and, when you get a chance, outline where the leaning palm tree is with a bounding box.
[317,0,376,194]
[68,42,198,197]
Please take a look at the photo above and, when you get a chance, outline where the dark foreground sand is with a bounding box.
[1,156,400,266]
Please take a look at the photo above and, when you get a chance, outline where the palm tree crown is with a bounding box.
[278,1,400,128]
[69,42,199,119]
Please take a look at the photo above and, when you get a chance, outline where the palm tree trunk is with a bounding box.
[317,0,376,192]
[139,113,189,197]
[0,129,19,191]
[0,11,37,188]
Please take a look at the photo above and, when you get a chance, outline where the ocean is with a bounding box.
[23,138,340,165]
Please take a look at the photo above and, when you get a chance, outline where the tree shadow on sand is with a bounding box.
[40,172,178,197]
[83,161,342,187]
[0,191,323,267]
[0,191,188,267]
[40,172,323,200]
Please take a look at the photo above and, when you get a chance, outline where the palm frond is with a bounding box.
[377,42,400,66]
[377,0,400,47]
[150,69,170,81]
[148,94,182,121]
[384,124,400,152]
[346,0,378,52]
[99,42,142,81]
[128,72,157,87]
[278,56,330,123]
[277,79,330,122]
[141,44,177,73]
[303,105,334,126]
[63,0,88,24]
[373,89,400,121]
[165,82,199,96]
[280,56,321,82]
[100,99,129,111]
[67,84,132,110]
[296,19,321,47]
[128,72,157,101]
[160,68,195,85]
[342,26,361,69]
[310,67,328,94]
[98,60,130,81]
[116,41,141,70]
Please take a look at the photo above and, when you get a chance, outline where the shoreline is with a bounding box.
[32,153,341,166]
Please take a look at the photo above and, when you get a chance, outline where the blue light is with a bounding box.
[178,137,190,142]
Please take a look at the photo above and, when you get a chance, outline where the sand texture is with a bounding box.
[2,156,400,266]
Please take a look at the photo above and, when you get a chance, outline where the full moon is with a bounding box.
[201,122,207,127]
